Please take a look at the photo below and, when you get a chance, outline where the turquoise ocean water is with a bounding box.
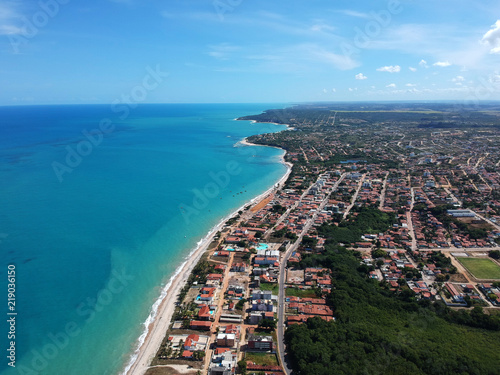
[0,104,287,375]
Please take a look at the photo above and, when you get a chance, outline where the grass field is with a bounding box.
[458,257,500,279]
[245,352,279,367]
[285,287,318,298]
[259,282,279,295]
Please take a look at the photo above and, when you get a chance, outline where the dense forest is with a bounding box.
[284,247,500,375]
[315,207,396,247]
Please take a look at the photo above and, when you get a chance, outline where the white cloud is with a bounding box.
[0,2,23,35]
[332,88,336,92]
[377,65,401,73]
[452,76,465,83]
[304,45,359,70]
[338,10,369,19]
[386,83,396,88]
[409,67,417,72]
[481,20,500,54]
[207,43,240,60]
[310,24,336,33]
[419,59,429,68]
[433,61,451,67]
[348,88,357,92]
[405,83,417,87]
[355,73,367,80]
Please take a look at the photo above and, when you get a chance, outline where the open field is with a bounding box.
[259,282,279,294]
[245,352,279,367]
[285,287,318,298]
[457,257,500,279]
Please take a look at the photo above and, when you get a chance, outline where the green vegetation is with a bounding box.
[430,206,489,240]
[271,204,287,214]
[258,318,277,331]
[489,250,500,260]
[245,352,279,367]
[272,227,298,240]
[237,360,247,375]
[285,287,320,298]
[285,246,500,375]
[235,298,246,311]
[301,236,318,248]
[458,257,500,279]
[316,207,395,246]
[259,282,279,295]
[177,259,215,302]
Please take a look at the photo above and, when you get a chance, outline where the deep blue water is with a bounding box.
[0,104,287,375]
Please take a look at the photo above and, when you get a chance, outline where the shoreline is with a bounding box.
[123,136,292,375]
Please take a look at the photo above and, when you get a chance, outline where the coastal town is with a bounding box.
[141,103,500,375]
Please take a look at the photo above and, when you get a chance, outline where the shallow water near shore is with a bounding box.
[0,103,287,375]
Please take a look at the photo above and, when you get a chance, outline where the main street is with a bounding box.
[276,173,346,374]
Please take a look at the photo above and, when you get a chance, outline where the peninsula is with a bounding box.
[128,102,500,375]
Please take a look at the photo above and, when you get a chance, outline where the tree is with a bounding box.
[238,360,247,375]
[372,248,386,259]
[258,318,277,330]
[489,250,500,260]
[235,298,246,311]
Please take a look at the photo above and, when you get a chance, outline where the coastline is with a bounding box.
[124,137,291,375]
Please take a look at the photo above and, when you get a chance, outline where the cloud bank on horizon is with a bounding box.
[1,0,500,104]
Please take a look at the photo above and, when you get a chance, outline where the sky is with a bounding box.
[1,0,500,105]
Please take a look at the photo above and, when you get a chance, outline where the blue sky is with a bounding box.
[1,0,500,105]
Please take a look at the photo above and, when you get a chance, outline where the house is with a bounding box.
[230,262,247,272]
[184,334,200,350]
[208,350,237,375]
[198,304,211,320]
[199,287,216,303]
[207,274,223,282]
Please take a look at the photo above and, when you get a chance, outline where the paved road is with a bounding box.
[378,171,389,210]
[276,174,346,374]
[342,173,366,220]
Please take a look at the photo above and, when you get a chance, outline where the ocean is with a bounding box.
[0,104,288,375]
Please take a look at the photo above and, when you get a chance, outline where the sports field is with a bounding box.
[457,257,500,279]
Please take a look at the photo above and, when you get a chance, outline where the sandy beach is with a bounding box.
[124,139,291,375]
